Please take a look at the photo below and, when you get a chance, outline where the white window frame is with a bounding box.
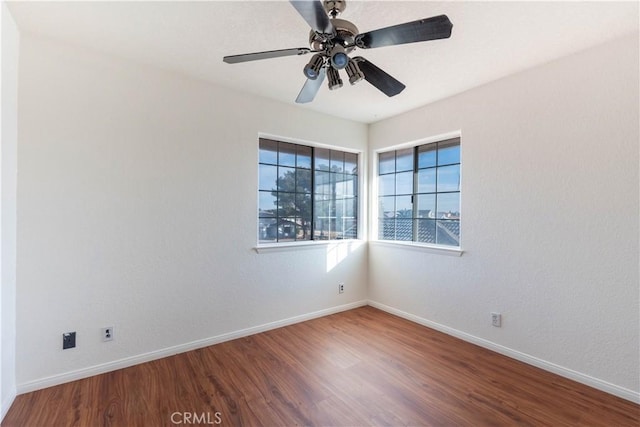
[371,131,463,256]
[256,133,365,253]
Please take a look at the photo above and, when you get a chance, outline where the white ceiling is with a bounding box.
[7,1,639,123]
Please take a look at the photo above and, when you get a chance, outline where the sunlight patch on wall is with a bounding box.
[326,240,364,273]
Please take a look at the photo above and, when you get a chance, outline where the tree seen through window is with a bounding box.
[258,138,358,243]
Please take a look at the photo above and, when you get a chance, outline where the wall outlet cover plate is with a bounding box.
[63,332,76,349]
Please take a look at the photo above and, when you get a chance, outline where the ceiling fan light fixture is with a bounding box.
[330,45,349,70]
[303,53,325,80]
[345,58,364,85]
[327,66,343,90]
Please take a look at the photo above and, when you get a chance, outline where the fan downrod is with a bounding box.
[323,0,346,18]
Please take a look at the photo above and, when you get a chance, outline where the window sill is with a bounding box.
[254,239,363,254]
[370,240,463,257]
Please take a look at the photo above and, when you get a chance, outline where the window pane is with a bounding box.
[344,175,357,198]
[315,193,329,203]
[416,219,436,243]
[418,144,437,169]
[314,215,330,240]
[396,171,413,195]
[278,218,297,242]
[416,194,435,218]
[378,196,395,218]
[379,218,395,240]
[436,192,460,218]
[296,218,312,241]
[315,147,330,171]
[395,195,412,217]
[315,170,330,194]
[332,173,346,198]
[417,168,436,193]
[438,140,460,165]
[395,218,412,241]
[259,164,278,191]
[344,152,357,175]
[344,197,357,219]
[330,150,344,173]
[327,218,337,239]
[296,145,312,169]
[437,165,460,192]
[279,142,296,167]
[296,168,312,193]
[378,174,395,196]
[396,148,413,172]
[259,139,278,164]
[258,191,277,216]
[277,166,296,191]
[277,192,297,217]
[436,220,460,246]
[378,151,395,175]
[315,198,330,218]
[258,218,277,243]
[296,193,312,221]
[344,217,357,239]
[334,200,344,237]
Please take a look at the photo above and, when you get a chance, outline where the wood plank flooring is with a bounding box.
[3,306,639,426]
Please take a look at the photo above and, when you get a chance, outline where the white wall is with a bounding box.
[0,0,19,420]
[10,24,639,405]
[368,34,639,401]
[16,34,368,390]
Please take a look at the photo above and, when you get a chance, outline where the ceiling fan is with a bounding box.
[223,0,453,103]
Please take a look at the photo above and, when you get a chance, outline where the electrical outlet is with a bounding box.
[102,327,114,342]
[491,312,502,327]
[338,282,344,294]
[63,332,76,349]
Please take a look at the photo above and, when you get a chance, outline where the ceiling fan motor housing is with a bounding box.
[308,18,358,54]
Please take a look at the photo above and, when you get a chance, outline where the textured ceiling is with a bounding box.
[7,1,639,123]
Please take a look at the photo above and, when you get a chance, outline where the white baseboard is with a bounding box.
[1,388,17,422]
[367,300,640,404]
[16,299,639,405]
[17,300,367,395]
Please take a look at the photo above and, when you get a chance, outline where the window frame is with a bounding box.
[256,133,363,250]
[373,131,463,255]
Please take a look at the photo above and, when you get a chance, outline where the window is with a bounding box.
[258,138,358,244]
[378,137,460,247]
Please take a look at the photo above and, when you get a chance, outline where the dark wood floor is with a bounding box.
[3,306,639,426]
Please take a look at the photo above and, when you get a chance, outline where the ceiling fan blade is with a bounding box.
[353,57,405,97]
[290,0,335,35]
[296,67,326,103]
[355,15,452,49]
[223,47,311,64]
